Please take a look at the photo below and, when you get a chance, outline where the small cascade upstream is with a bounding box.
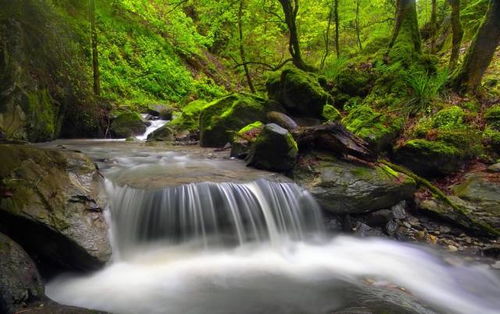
[45,142,500,314]
[135,115,168,141]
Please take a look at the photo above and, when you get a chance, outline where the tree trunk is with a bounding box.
[238,0,255,93]
[320,0,334,69]
[277,0,316,72]
[334,0,340,57]
[430,0,437,52]
[451,0,500,92]
[90,0,100,96]
[355,0,363,51]
[448,0,463,70]
[388,0,421,53]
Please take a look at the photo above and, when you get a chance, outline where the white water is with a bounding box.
[44,143,500,314]
[135,115,168,141]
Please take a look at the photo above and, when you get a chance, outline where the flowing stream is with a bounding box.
[45,141,500,314]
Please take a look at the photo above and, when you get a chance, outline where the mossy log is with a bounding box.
[292,122,377,162]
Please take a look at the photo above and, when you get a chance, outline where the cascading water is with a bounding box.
[45,141,500,314]
[135,115,168,141]
[106,179,324,260]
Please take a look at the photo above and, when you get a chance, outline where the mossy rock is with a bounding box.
[199,94,270,147]
[169,99,210,132]
[322,104,341,121]
[231,121,264,158]
[295,154,416,215]
[393,139,464,177]
[334,67,373,97]
[0,144,110,276]
[266,68,331,118]
[110,112,146,138]
[431,106,466,130]
[147,125,174,142]
[342,105,403,152]
[246,123,298,172]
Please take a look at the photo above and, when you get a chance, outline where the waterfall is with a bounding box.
[105,179,324,260]
[135,116,168,141]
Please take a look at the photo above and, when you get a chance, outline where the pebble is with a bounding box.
[448,245,458,252]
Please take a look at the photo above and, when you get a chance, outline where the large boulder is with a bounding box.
[393,139,465,177]
[0,233,44,313]
[452,171,500,232]
[246,123,298,172]
[0,144,111,277]
[295,154,416,215]
[110,112,146,138]
[199,94,271,147]
[266,68,331,118]
[169,99,210,133]
[147,125,174,142]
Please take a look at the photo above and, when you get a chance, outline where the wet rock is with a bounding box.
[452,171,500,231]
[364,209,394,227]
[266,68,331,118]
[199,94,271,147]
[246,123,298,172]
[110,112,146,138]
[230,122,264,159]
[20,301,108,314]
[353,222,385,238]
[0,144,111,277]
[266,111,298,131]
[392,201,407,219]
[0,233,44,313]
[295,154,416,215]
[147,125,174,142]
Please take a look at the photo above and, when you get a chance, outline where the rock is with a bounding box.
[487,163,500,173]
[364,209,394,227]
[448,245,458,252]
[147,125,174,142]
[266,111,298,131]
[0,144,111,277]
[230,121,264,158]
[353,222,386,237]
[17,301,108,314]
[169,99,210,133]
[266,68,331,118]
[0,233,44,313]
[295,154,416,215]
[452,171,500,231]
[342,105,403,152]
[416,195,498,236]
[246,123,298,172]
[392,201,407,219]
[199,94,271,147]
[393,139,465,177]
[110,112,146,138]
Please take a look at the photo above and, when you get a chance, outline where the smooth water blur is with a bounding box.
[135,115,168,141]
[46,237,500,314]
[43,141,500,314]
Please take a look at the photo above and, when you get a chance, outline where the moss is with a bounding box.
[237,121,264,136]
[334,67,373,97]
[322,104,341,121]
[266,68,330,117]
[110,112,145,138]
[405,139,459,156]
[484,127,500,151]
[485,104,500,130]
[199,93,269,147]
[169,99,210,132]
[431,106,465,130]
[342,105,404,152]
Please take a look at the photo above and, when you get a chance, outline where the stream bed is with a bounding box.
[41,140,500,314]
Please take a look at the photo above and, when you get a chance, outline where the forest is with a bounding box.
[0,0,500,313]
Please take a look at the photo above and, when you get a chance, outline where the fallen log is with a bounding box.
[292,122,377,162]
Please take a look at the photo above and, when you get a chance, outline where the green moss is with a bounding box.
[199,93,269,147]
[322,104,341,121]
[432,106,465,130]
[266,68,330,117]
[342,105,403,152]
[405,139,459,156]
[334,67,373,97]
[485,104,500,130]
[169,99,210,132]
[26,89,57,142]
[237,121,264,135]
[110,112,145,138]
